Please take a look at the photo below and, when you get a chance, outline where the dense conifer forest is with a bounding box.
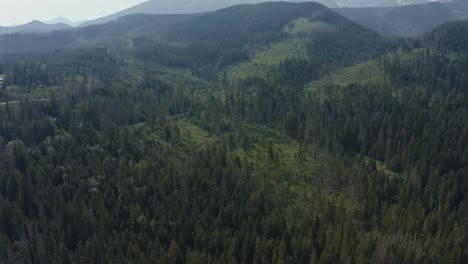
[0,2,466,263]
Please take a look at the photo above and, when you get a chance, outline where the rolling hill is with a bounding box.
[129,1,386,84]
[423,18,468,52]
[45,17,86,27]
[167,2,342,41]
[0,2,376,56]
[81,0,339,26]
[80,0,453,28]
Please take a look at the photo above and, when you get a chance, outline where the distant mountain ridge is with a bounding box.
[336,0,468,37]
[0,0,460,36]
[166,1,375,42]
[0,13,197,55]
[334,0,451,7]
[0,21,72,36]
[45,17,86,27]
[0,0,466,54]
[45,17,74,26]
[81,0,339,27]
[0,1,369,55]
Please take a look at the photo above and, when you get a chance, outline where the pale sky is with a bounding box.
[0,0,147,26]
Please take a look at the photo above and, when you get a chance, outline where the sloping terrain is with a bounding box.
[0,2,466,263]
[81,0,338,26]
[424,17,468,52]
[165,2,350,42]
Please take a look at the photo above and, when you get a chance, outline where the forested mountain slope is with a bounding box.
[2,1,466,56]
[131,1,386,81]
[81,0,339,26]
[0,2,466,263]
[424,19,468,51]
[167,1,363,41]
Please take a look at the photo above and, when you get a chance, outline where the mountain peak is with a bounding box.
[46,17,74,26]
[0,19,72,36]
[28,20,46,25]
[81,0,338,27]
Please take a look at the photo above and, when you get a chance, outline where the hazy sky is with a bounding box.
[0,0,147,26]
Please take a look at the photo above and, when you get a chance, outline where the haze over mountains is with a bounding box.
[336,0,451,7]
[45,17,86,27]
[80,0,339,26]
[337,0,468,37]
[82,0,452,26]
[0,0,464,56]
[0,0,460,36]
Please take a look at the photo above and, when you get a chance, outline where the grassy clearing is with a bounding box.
[123,119,221,157]
[284,18,337,34]
[361,155,399,178]
[121,58,213,91]
[132,117,361,214]
[232,122,360,213]
[229,122,326,186]
[225,38,307,80]
[232,123,296,163]
[306,48,459,96]
[175,119,219,149]
[30,86,65,99]
[307,59,385,92]
[173,118,320,182]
